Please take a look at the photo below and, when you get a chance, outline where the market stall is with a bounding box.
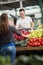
[15,29,43,65]
[14,29,43,52]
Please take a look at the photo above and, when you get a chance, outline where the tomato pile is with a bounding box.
[27,38,43,47]
[14,30,30,40]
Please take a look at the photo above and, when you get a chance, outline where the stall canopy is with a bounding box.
[0,0,43,10]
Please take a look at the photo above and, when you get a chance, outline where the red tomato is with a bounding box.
[32,43,35,46]
[38,38,41,43]
[33,42,37,46]
[32,38,37,42]
[29,42,32,46]
[37,42,41,46]
[41,41,43,45]
[41,38,43,41]
[36,38,39,41]
[30,39,33,43]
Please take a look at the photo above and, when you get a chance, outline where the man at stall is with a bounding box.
[16,8,34,30]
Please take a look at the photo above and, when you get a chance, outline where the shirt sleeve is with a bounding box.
[9,26,21,36]
[16,19,20,26]
[16,20,19,25]
[28,16,33,23]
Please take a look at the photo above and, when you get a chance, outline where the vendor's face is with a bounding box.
[19,11,25,18]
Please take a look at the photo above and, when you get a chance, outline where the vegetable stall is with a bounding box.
[14,28,43,53]
[15,29,43,65]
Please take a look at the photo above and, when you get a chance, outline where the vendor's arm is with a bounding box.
[30,21,34,29]
[16,20,19,29]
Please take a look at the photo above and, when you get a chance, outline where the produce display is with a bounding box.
[14,29,43,47]
[28,29,43,39]
[14,30,30,47]
[14,30,30,40]
[27,38,43,47]
[15,39,28,47]
[27,29,43,47]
